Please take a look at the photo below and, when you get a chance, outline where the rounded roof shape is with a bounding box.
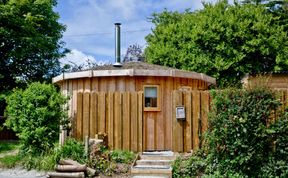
[53,62,216,85]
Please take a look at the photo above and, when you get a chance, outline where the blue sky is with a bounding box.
[55,0,219,65]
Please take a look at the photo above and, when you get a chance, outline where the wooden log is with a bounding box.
[47,172,85,178]
[58,159,96,176]
[55,165,87,172]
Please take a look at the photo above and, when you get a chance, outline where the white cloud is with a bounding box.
[59,49,97,66]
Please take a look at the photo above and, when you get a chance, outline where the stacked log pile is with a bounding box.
[47,159,96,178]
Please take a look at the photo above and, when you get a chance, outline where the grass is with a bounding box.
[0,155,21,168]
[0,142,19,153]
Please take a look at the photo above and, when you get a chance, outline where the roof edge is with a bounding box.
[52,69,216,85]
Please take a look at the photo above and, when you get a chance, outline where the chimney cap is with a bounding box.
[114,22,121,25]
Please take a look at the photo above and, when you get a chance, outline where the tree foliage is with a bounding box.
[145,0,288,87]
[5,82,68,154]
[0,0,66,92]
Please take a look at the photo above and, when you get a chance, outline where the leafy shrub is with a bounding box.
[260,115,288,177]
[109,150,135,164]
[53,138,85,164]
[88,144,135,176]
[172,153,206,178]
[172,87,288,177]
[205,87,281,176]
[5,82,68,154]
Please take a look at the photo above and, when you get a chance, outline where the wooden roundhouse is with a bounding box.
[53,62,216,152]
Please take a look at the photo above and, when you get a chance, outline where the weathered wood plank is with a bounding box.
[201,91,209,133]
[91,78,99,92]
[172,90,183,152]
[84,78,91,92]
[117,77,126,91]
[77,79,84,93]
[164,78,173,150]
[76,93,83,139]
[83,93,90,139]
[156,78,165,150]
[192,91,200,150]
[138,92,143,152]
[90,92,97,138]
[123,92,131,150]
[114,92,122,149]
[107,92,114,149]
[130,92,138,152]
[98,92,106,133]
[184,91,192,152]
[71,80,78,137]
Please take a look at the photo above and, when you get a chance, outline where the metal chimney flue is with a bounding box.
[113,23,122,67]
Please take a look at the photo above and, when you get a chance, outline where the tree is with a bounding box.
[0,0,66,92]
[5,82,68,154]
[145,0,288,87]
[123,44,145,62]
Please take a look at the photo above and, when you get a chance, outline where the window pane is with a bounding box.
[145,87,157,98]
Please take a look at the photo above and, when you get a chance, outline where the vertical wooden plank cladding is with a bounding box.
[76,93,83,139]
[72,80,78,137]
[123,92,131,150]
[117,77,126,91]
[77,79,84,92]
[107,77,116,92]
[68,80,73,118]
[156,78,165,150]
[138,92,143,152]
[90,92,97,138]
[172,90,184,152]
[125,77,135,92]
[184,92,192,152]
[164,78,173,150]
[84,78,91,92]
[91,78,99,92]
[107,92,114,149]
[130,92,138,152]
[114,92,122,149]
[83,93,90,139]
[192,91,200,150]
[98,92,106,133]
[201,91,209,133]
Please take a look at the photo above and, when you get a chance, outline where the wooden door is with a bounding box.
[143,101,172,151]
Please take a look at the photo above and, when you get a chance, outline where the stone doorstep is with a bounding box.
[130,167,172,175]
[136,159,171,166]
[130,151,177,177]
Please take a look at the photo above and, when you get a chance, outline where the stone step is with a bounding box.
[134,165,171,169]
[136,159,171,166]
[131,166,172,175]
[142,151,174,156]
[140,155,176,160]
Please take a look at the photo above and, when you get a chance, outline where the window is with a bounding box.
[144,85,160,111]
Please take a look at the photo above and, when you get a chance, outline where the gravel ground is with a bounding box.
[0,167,47,178]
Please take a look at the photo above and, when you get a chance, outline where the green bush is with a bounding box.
[172,87,288,177]
[5,82,68,154]
[109,150,135,164]
[53,138,85,164]
[172,153,206,178]
[205,87,283,176]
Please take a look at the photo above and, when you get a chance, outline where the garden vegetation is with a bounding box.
[172,87,288,177]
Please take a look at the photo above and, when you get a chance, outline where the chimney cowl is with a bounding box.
[113,23,122,67]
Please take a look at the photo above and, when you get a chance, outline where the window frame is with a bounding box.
[143,85,161,112]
